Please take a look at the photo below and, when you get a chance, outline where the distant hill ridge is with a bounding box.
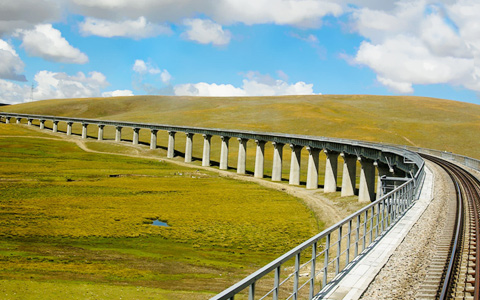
[2,95,479,159]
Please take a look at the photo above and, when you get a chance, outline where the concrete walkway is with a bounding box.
[315,165,434,300]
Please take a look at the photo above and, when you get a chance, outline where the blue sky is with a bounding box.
[1,0,480,105]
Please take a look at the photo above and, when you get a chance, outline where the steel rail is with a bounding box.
[422,154,480,299]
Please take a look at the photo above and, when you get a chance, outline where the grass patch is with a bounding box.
[0,124,319,299]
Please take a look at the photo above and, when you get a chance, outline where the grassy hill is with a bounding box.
[2,94,479,159]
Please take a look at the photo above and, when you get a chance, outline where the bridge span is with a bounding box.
[0,112,423,203]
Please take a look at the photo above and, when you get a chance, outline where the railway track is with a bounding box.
[420,154,480,299]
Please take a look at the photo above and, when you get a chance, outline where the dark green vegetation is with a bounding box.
[0,124,319,299]
[2,94,479,159]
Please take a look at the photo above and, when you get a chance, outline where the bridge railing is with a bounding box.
[211,164,423,300]
[402,146,480,173]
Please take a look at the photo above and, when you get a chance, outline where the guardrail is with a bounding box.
[211,166,422,300]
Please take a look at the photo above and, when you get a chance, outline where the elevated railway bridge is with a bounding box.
[1,112,479,299]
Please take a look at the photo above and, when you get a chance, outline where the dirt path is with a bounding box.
[1,126,344,226]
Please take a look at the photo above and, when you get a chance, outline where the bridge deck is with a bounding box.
[315,164,434,300]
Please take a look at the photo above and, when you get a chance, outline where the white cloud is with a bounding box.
[350,1,480,93]
[16,24,88,64]
[0,70,109,104]
[0,79,30,104]
[0,39,26,81]
[70,0,343,28]
[33,70,108,100]
[174,82,246,97]
[174,71,316,97]
[0,0,61,35]
[133,59,160,75]
[102,89,134,97]
[182,19,231,46]
[79,16,171,39]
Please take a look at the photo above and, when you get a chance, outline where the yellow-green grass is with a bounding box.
[3,95,479,160]
[0,124,320,299]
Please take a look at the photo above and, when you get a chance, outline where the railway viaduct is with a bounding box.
[2,112,479,299]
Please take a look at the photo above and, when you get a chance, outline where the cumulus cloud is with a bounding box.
[174,71,316,96]
[70,0,343,28]
[79,16,171,39]
[132,59,172,94]
[0,39,26,81]
[0,0,61,35]
[350,1,480,93]
[16,24,88,64]
[102,89,134,97]
[183,19,231,45]
[33,70,108,100]
[0,70,109,104]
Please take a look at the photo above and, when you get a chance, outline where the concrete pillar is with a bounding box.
[132,128,140,145]
[16,118,21,124]
[150,130,158,149]
[341,153,357,197]
[40,120,45,130]
[289,144,302,185]
[254,140,266,178]
[202,134,211,167]
[272,142,284,182]
[359,158,376,202]
[375,162,390,200]
[185,133,194,163]
[219,136,230,170]
[306,147,320,189]
[167,131,176,158]
[81,123,88,138]
[237,138,248,174]
[5,117,10,124]
[115,126,122,142]
[324,150,339,193]
[98,125,105,141]
[66,122,73,135]
[27,119,33,126]
[53,121,59,133]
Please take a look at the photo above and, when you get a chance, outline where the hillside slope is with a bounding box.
[2,95,479,159]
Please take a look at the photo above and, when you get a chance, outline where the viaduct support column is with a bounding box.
[289,144,302,185]
[150,130,158,149]
[66,122,73,135]
[324,150,339,193]
[53,121,59,133]
[237,138,248,174]
[185,133,194,163]
[16,118,21,124]
[202,134,211,166]
[272,142,284,182]
[81,123,88,138]
[115,126,122,142]
[254,140,266,178]
[132,128,140,145]
[27,119,33,126]
[219,136,230,170]
[341,153,357,197]
[167,131,176,158]
[306,147,320,189]
[98,125,105,141]
[40,120,45,129]
[5,117,10,124]
[375,162,390,200]
[359,158,376,202]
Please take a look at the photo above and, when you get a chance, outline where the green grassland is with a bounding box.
[0,124,320,299]
[2,94,479,159]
